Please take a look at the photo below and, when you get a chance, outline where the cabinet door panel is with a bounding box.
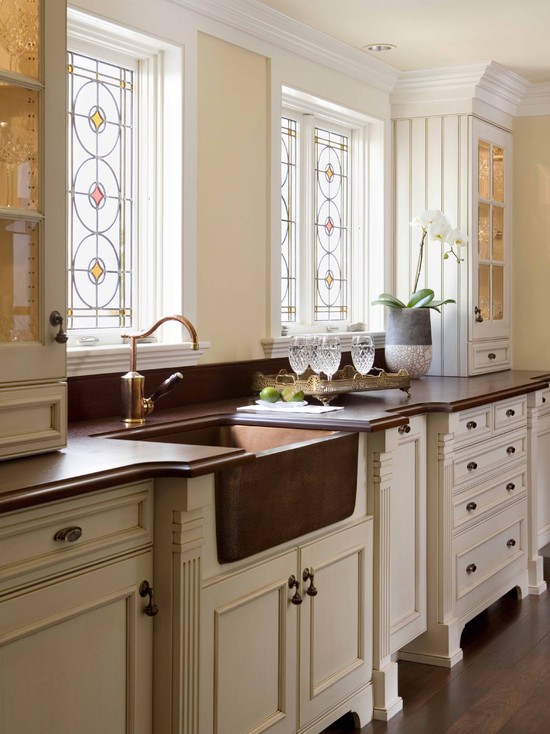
[0,551,153,734]
[200,550,298,734]
[299,520,372,728]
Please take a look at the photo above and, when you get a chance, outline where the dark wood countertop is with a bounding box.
[1,370,548,514]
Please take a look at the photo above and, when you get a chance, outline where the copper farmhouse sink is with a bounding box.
[105,419,359,563]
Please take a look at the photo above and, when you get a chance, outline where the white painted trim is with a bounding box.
[517,83,550,117]
[67,342,211,376]
[167,0,398,92]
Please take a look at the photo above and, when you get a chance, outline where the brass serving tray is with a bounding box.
[252,365,411,405]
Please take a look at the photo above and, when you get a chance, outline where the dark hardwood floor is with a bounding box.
[324,551,550,734]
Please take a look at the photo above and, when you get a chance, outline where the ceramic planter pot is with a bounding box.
[384,308,432,379]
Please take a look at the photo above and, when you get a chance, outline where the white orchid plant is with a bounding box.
[373,210,467,312]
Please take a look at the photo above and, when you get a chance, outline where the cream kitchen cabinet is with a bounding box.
[365,415,426,720]
[0,481,155,733]
[0,0,68,460]
[399,397,529,668]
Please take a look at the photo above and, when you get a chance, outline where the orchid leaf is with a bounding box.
[407,288,435,308]
[428,298,456,308]
[371,293,407,309]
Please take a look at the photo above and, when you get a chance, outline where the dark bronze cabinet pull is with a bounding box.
[466,502,477,512]
[506,482,515,491]
[288,575,302,605]
[139,580,158,617]
[54,526,82,543]
[467,461,478,471]
[466,421,477,430]
[302,568,318,597]
[506,446,516,455]
[474,306,483,323]
[49,310,68,344]
[466,563,477,574]
[488,353,496,360]
[506,409,515,417]
[507,539,516,548]
[398,424,411,434]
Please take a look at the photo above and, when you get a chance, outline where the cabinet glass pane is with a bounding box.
[478,139,490,199]
[492,265,504,320]
[478,263,490,322]
[0,84,39,210]
[492,206,504,261]
[478,202,490,260]
[492,146,504,203]
[0,0,39,79]
[0,217,39,342]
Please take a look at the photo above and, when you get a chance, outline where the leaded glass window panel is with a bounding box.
[281,117,296,322]
[314,126,348,321]
[67,50,134,330]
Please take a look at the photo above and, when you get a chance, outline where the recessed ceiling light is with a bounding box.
[364,43,396,52]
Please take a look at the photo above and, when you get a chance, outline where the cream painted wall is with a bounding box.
[513,116,550,371]
[197,34,268,363]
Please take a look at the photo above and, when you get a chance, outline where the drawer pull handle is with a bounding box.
[467,461,478,471]
[288,575,303,605]
[543,397,547,404]
[488,353,496,360]
[466,563,477,574]
[506,482,516,491]
[507,539,517,548]
[466,501,477,512]
[53,526,83,543]
[398,424,411,434]
[474,306,484,323]
[466,421,477,430]
[506,446,516,455]
[139,580,159,617]
[506,409,516,417]
[302,568,318,597]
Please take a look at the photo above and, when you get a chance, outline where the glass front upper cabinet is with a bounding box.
[0,0,41,345]
[476,137,506,327]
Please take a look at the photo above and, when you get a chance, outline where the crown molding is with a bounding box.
[517,82,550,116]
[168,0,398,93]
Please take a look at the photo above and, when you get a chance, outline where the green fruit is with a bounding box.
[281,387,305,402]
[259,386,281,403]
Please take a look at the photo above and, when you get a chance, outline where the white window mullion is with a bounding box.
[301,113,315,327]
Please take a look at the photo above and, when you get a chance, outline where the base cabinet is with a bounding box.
[0,483,155,734]
[199,520,373,734]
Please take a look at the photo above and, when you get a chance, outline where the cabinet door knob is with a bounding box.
[302,568,318,597]
[466,421,477,430]
[139,580,159,617]
[466,563,477,574]
[49,310,68,344]
[506,409,515,417]
[506,446,516,455]
[543,397,547,404]
[467,461,478,471]
[466,502,477,512]
[506,482,516,491]
[398,424,411,434]
[507,539,516,548]
[53,526,82,543]
[474,306,484,323]
[288,575,302,605]
[488,353,496,360]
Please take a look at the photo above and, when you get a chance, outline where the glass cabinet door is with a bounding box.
[473,122,510,341]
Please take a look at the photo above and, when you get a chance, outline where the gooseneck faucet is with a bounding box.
[120,314,199,424]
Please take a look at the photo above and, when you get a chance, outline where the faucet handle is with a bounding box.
[148,372,183,403]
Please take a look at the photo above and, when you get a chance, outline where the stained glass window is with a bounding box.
[67,51,134,330]
[281,117,297,322]
[314,126,348,321]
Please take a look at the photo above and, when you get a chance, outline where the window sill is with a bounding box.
[67,341,211,377]
[261,332,385,359]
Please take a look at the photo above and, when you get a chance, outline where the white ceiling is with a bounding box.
[254,0,550,84]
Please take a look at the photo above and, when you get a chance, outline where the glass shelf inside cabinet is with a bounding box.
[0,0,39,79]
[0,216,39,343]
[0,84,38,210]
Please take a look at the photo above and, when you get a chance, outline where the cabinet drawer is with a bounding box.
[0,482,153,590]
[493,396,527,434]
[453,430,526,487]
[453,405,492,448]
[453,501,527,619]
[453,469,526,529]
[470,341,511,374]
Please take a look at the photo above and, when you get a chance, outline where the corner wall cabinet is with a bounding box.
[0,0,68,459]
[399,396,529,667]
[0,482,155,734]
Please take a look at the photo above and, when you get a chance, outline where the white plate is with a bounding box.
[256,399,308,409]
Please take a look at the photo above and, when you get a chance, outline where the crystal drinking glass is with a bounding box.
[308,335,323,377]
[351,335,375,376]
[288,335,310,378]
[317,335,341,381]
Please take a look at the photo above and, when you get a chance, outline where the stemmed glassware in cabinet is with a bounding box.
[351,335,375,377]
